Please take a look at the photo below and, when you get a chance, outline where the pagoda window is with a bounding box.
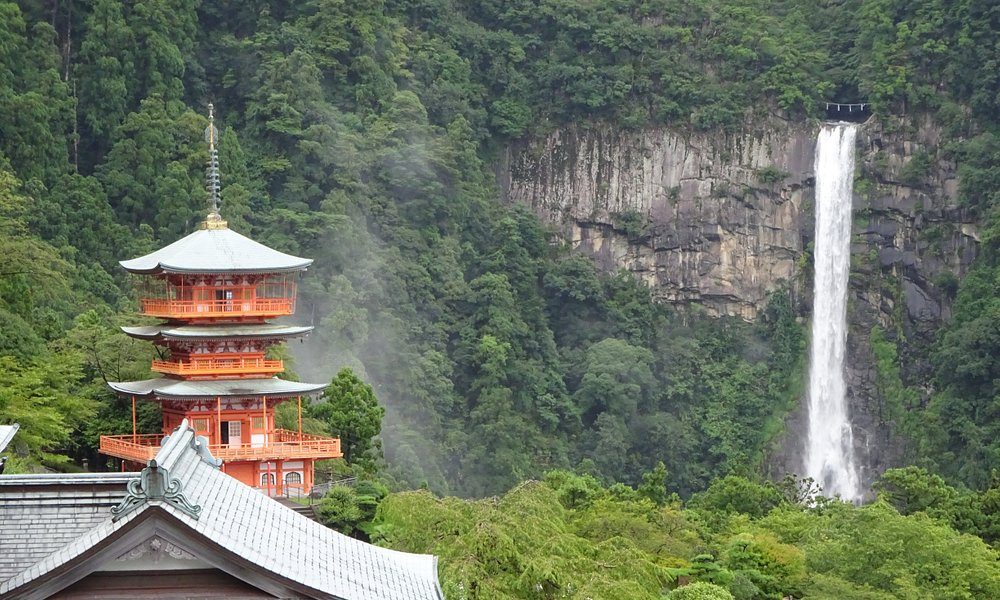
[257,274,295,299]
[261,473,275,486]
[251,416,266,431]
[137,276,170,300]
[285,472,302,485]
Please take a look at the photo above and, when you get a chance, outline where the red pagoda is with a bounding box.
[99,105,341,495]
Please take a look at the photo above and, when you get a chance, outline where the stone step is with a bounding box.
[275,498,319,521]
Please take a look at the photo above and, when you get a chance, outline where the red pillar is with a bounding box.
[216,396,222,447]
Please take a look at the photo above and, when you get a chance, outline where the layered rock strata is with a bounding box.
[498,122,816,319]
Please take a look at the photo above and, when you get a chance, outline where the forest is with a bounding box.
[3,0,1000,598]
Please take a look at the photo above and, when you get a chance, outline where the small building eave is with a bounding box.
[0,424,19,455]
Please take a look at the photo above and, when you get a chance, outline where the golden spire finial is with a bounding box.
[203,103,227,230]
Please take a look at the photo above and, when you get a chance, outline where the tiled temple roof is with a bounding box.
[0,422,443,599]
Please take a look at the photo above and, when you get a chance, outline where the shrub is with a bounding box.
[666,581,735,600]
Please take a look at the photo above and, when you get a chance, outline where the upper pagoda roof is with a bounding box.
[120,226,312,275]
[0,421,443,599]
[121,323,314,341]
[108,377,326,400]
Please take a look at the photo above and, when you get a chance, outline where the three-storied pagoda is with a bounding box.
[99,105,341,495]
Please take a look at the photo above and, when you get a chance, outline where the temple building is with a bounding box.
[1,421,443,599]
[99,105,341,495]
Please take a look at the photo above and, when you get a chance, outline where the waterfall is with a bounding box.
[805,123,861,502]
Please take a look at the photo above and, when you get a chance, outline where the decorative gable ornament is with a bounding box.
[187,432,223,468]
[111,459,202,522]
[115,536,198,563]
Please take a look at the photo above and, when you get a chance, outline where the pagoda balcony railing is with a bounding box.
[151,357,284,377]
[139,297,295,318]
[99,429,342,463]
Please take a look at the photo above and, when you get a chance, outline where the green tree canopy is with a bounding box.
[313,368,385,470]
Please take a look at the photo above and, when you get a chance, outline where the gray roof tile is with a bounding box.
[0,473,134,582]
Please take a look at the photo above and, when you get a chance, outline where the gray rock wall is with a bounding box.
[840,116,978,492]
[499,122,816,319]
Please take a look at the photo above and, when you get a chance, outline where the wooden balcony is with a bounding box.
[151,357,284,378]
[99,429,342,463]
[139,297,295,319]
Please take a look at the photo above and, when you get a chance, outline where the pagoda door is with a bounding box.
[216,288,234,312]
[222,421,242,448]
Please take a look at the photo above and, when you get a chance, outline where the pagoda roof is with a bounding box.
[0,421,443,599]
[108,377,326,400]
[120,226,312,275]
[121,323,314,341]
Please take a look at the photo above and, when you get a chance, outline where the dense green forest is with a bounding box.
[3,0,1000,596]
[364,467,1000,598]
[311,462,1000,598]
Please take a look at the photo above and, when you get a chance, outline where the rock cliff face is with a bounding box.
[498,122,816,320]
[499,116,979,493]
[839,116,978,492]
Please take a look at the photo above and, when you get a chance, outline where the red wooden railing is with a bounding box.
[139,297,295,318]
[151,357,284,377]
[99,429,342,463]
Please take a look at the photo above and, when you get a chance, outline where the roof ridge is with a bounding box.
[155,420,224,472]
[155,419,194,469]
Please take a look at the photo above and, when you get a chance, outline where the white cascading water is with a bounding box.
[805,123,861,502]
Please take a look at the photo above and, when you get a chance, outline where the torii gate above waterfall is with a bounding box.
[825,102,868,112]
[824,102,870,122]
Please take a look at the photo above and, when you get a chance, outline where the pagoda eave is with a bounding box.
[127,266,310,275]
[108,377,327,400]
[121,324,314,341]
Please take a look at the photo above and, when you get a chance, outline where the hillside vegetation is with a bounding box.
[0,0,817,495]
[364,468,1000,599]
[0,0,1000,552]
[3,1,1000,595]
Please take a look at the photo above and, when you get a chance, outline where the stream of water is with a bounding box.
[805,123,861,502]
